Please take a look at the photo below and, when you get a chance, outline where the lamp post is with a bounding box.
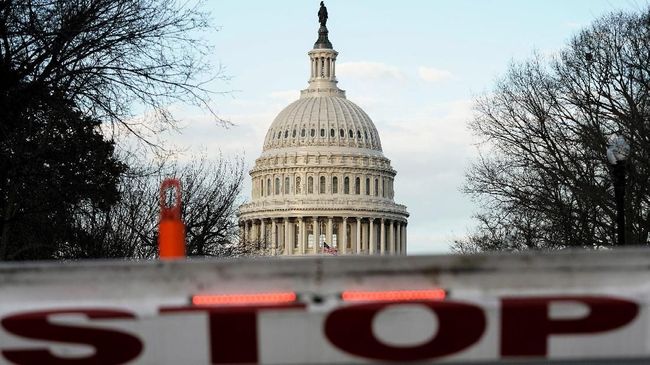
[606,134,630,246]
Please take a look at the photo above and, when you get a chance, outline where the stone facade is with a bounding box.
[238,15,408,256]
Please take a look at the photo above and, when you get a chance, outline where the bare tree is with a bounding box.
[56,156,245,259]
[457,8,650,252]
[0,0,227,260]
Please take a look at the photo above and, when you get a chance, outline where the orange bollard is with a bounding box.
[158,178,186,259]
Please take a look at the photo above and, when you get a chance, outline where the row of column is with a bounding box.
[310,56,336,80]
[240,216,406,256]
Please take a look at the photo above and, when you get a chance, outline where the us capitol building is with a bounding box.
[238,2,409,255]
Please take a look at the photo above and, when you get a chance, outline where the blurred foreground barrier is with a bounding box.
[1,249,650,364]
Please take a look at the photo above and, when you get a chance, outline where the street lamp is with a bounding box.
[606,134,630,246]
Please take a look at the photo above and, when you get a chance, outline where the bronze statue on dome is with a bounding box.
[318,1,328,27]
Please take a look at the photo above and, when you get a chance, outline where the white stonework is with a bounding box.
[238,18,408,256]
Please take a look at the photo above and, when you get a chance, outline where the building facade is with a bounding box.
[238,5,408,255]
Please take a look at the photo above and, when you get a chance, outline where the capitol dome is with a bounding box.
[239,3,408,256]
[263,96,382,152]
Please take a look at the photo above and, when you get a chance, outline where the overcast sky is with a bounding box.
[164,0,648,254]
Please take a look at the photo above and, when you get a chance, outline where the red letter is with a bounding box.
[1,309,142,365]
[161,304,305,364]
[501,296,639,357]
[324,300,486,362]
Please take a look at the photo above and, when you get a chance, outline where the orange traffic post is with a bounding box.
[158,178,186,259]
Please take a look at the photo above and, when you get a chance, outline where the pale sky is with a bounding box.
[164,0,648,254]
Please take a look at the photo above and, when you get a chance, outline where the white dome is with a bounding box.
[263,95,382,152]
[239,6,408,257]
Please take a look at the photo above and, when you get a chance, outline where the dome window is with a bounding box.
[339,129,344,137]
[344,177,350,194]
[311,129,315,137]
[320,128,325,137]
[275,177,280,195]
[308,176,314,194]
[348,129,353,138]
[267,178,271,196]
[355,177,360,194]
[330,129,335,137]
[319,176,326,193]
[365,178,370,195]
[301,129,306,137]
[332,176,338,193]
[284,177,290,194]
[292,130,296,137]
[364,131,368,139]
[277,131,282,139]
[295,176,302,194]
[357,130,361,138]
[374,178,379,196]
[284,130,289,138]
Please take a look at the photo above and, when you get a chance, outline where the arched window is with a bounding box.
[365,131,368,139]
[344,177,350,194]
[296,177,301,194]
[292,130,296,137]
[355,177,360,194]
[382,178,386,198]
[285,177,290,194]
[277,131,281,139]
[320,176,326,193]
[267,178,271,196]
[320,129,325,137]
[339,129,344,137]
[275,177,280,195]
[374,178,378,196]
[310,129,315,137]
[332,176,338,194]
[261,179,264,196]
[284,130,288,138]
[348,129,353,138]
[308,176,314,194]
[365,178,370,195]
[330,128,335,137]
[301,129,306,137]
[357,130,361,138]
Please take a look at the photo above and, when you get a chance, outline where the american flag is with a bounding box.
[323,242,338,256]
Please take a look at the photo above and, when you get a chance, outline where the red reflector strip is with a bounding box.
[192,292,297,306]
[341,289,446,302]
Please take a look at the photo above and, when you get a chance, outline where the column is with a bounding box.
[325,57,330,78]
[311,59,315,78]
[402,223,408,256]
[331,59,335,80]
[327,217,333,248]
[260,220,266,248]
[316,58,322,78]
[298,218,305,255]
[313,217,320,254]
[356,217,362,254]
[271,219,277,255]
[341,217,348,255]
[369,218,375,255]
[388,220,394,254]
[242,221,248,245]
[395,221,402,255]
[380,218,386,255]
[284,218,291,255]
